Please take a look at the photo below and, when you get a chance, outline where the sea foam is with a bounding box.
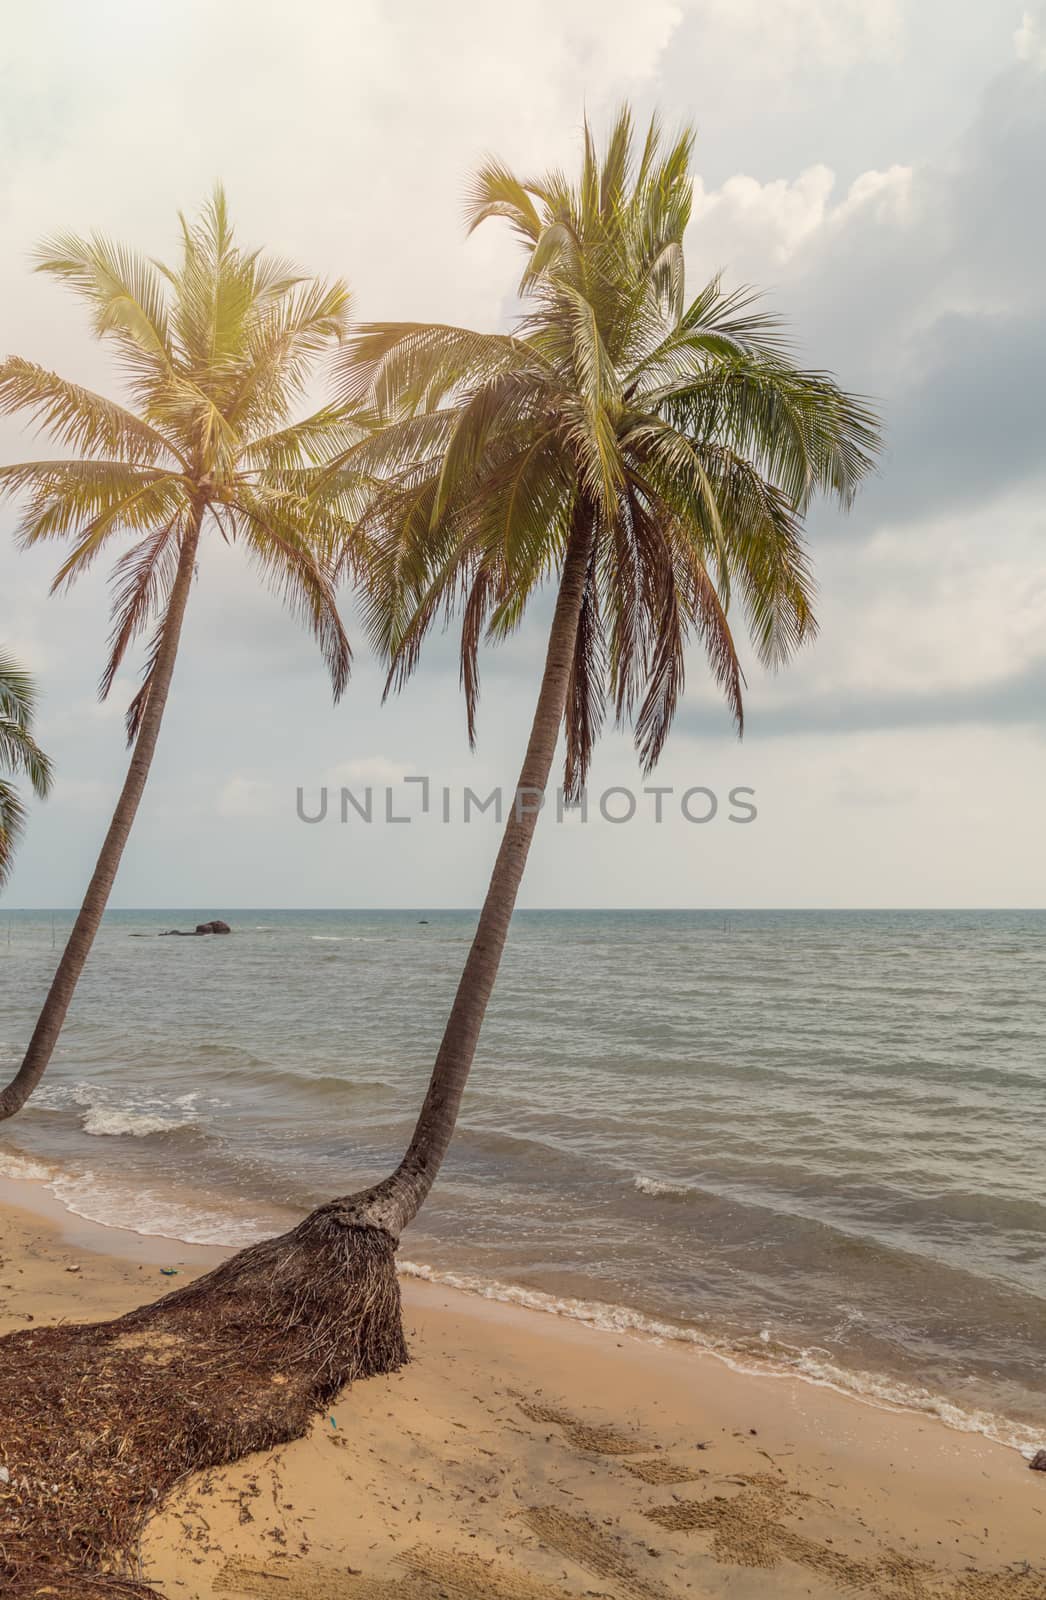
[633,1173,697,1199]
[397,1257,1044,1460]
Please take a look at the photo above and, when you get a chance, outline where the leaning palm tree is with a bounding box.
[0,118,882,1600]
[0,651,53,886]
[324,106,881,1237]
[0,189,355,1122]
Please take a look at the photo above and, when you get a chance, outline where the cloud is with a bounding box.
[2,5,1046,908]
[691,657,1046,740]
[690,162,911,270]
[215,777,278,819]
[683,0,902,72]
[329,757,410,788]
[1014,8,1046,65]
[684,47,1046,535]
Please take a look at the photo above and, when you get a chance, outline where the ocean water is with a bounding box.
[0,907,1043,1455]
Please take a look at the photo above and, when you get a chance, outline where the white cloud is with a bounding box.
[215,777,277,819]
[825,498,1046,698]
[690,162,912,272]
[329,757,410,788]
[687,0,902,70]
[1014,8,1046,65]
[2,4,1044,908]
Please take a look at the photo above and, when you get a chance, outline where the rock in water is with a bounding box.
[1031,1449,1046,1472]
[159,920,232,936]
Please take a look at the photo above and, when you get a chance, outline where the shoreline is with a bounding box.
[1,1161,1041,1465]
[1,1177,1042,1597]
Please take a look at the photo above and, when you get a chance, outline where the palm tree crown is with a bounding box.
[0,187,355,732]
[302,109,883,1244]
[339,109,880,790]
[0,651,53,888]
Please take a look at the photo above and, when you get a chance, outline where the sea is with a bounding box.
[0,908,1043,1457]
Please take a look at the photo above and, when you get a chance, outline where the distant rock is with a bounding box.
[158,920,232,937]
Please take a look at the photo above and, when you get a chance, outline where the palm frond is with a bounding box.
[221,489,351,700]
[563,547,605,798]
[33,232,174,372]
[0,778,29,889]
[335,323,541,412]
[101,514,185,704]
[0,715,54,797]
[0,359,183,466]
[331,106,879,788]
[464,160,543,242]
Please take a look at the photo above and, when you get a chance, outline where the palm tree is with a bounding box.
[324,107,881,1238]
[0,651,53,886]
[0,189,355,1122]
[0,118,884,1600]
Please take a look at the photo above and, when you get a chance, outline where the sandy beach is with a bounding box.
[0,1176,1042,1599]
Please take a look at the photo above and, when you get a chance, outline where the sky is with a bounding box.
[1,1,1044,909]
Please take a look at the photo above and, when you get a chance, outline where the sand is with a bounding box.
[1,1177,1043,1598]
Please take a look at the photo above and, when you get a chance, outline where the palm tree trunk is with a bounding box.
[350,502,596,1237]
[10,504,596,1555]
[0,511,203,1122]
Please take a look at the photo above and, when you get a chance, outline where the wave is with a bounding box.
[28,1080,205,1141]
[0,1141,1039,1461]
[633,1173,700,1200]
[50,1176,270,1247]
[80,1107,194,1138]
[0,1147,273,1246]
[0,1151,56,1183]
[202,1062,396,1105]
[397,1259,1043,1460]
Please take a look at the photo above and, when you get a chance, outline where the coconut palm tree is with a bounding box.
[0,118,883,1600]
[0,651,53,886]
[0,189,356,1121]
[325,107,881,1237]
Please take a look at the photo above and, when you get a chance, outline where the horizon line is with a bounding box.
[2,906,1045,916]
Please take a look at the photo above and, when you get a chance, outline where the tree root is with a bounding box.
[0,1204,408,1598]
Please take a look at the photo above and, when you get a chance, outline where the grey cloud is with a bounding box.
[679,656,1046,740]
[859,308,1046,522]
[762,55,1046,534]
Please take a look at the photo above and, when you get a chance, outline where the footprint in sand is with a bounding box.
[516,1397,645,1456]
[622,1457,703,1486]
[643,1476,1046,1600]
[521,1506,676,1600]
[217,1547,589,1599]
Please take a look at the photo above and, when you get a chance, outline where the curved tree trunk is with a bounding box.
[351,502,596,1238]
[0,504,598,1597]
[0,511,203,1122]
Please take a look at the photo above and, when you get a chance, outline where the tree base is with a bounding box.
[0,1205,407,1598]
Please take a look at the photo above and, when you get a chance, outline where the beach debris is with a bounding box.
[0,1464,9,1484]
[0,1206,407,1594]
[1030,1449,1046,1471]
[64,1264,80,1273]
[160,1268,178,1277]
[329,1414,337,1428]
